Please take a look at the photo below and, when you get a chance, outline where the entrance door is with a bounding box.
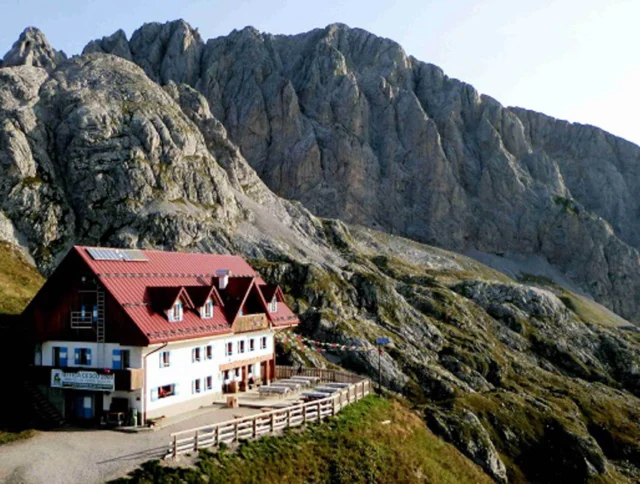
[67,392,94,420]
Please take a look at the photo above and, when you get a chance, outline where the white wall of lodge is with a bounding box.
[144,330,274,417]
[37,331,275,421]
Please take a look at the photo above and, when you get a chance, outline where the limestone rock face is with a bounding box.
[2,27,66,72]
[87,21,640,322]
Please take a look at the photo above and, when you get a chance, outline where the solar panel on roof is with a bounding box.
[122,249,149,261]
[86,247,148,262]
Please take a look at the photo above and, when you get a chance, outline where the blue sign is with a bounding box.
[376,337,391,345]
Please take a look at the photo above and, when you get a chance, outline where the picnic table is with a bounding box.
[290,375,320,384]
[258,386,290,398]
[270,381,302,391]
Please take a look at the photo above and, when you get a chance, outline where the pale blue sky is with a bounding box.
[1,0,639,145]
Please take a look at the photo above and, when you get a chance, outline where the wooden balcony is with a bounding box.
[70,312,94,329]
[234,313,268,333]
[27,365,143,391]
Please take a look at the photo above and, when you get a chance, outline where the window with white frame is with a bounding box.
[151,383,176,401]
[160,350,171,368]
[238,340,245,354]
[170,301,183,322]
[206,375,213,390]
[249,338,255,352]
[206,344,213,359]
[192,378,201,394]
[203,299,214,319]
[270,297,278,313]
[192,347,201,362]
[260,336,267,350]
[226,341,233,356]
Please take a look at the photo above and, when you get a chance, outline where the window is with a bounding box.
[203,300,214,319]
[160,351,171,368]
[238,309,243,316]
[206,345,213,360]
[74,348,91,365]
[121,349,131,368]
[270,297,278,313]
[260,336,267,350]
[152,384,176,401]
[53,346,68,367]
[170,302,183,322]
[234,368,240,378]
[238,340,245,354]
[248,364,253,375]
[249,338,255,352]
[226,342,233,356]
[192,378,201,394]
[223,370,230,381]
[206,376,213,390]
[192,347,201,362]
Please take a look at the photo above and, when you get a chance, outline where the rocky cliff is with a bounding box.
[84,20,640,323]
[2,23,640,482]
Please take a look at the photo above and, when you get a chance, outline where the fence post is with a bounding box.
[234,421,238,442]
[303,404,307,424]
[287,409,291,428]
[332,396,337,416]
[317,402,321,422]
[215,425,219,446]
[194,430,199,452]
[270,413,275,433]
[173,435,177,458]
[253,417,257,438]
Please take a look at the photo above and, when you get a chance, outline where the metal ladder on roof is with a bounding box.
[96,290,105,344]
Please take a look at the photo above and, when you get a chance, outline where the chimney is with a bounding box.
[216,269,230,290]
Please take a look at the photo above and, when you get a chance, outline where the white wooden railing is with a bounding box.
[167,367,372,458]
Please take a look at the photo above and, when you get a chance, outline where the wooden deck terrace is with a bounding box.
[167,366,372,458]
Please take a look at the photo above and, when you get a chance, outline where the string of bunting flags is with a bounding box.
[275,332,377,353]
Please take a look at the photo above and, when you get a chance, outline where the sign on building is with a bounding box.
[51,369,115,391]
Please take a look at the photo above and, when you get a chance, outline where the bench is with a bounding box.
[313,386,341,394]
[324,382,351,389]
[301,392,330,401]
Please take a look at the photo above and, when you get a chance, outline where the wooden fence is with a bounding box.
[168,367,372,458]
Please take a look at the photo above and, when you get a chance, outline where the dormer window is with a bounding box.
[203,299,214,319]
[170,302,183,322]
[269,297,278,313]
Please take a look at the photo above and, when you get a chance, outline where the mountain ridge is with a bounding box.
[74,20,640,323]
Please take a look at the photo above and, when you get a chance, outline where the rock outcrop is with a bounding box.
[1,27,66,72]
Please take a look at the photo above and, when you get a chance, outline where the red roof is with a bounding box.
[74,246,299,344]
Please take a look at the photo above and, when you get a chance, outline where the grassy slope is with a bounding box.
[0,242,43,315]
[114,396,492,484]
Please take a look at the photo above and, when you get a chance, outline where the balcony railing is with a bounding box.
[70,312,94,329]
[235,313,268,333]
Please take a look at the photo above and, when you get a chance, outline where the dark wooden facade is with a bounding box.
[23,250,148,346]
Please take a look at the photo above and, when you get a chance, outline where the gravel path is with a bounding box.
[0,406,261,484]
